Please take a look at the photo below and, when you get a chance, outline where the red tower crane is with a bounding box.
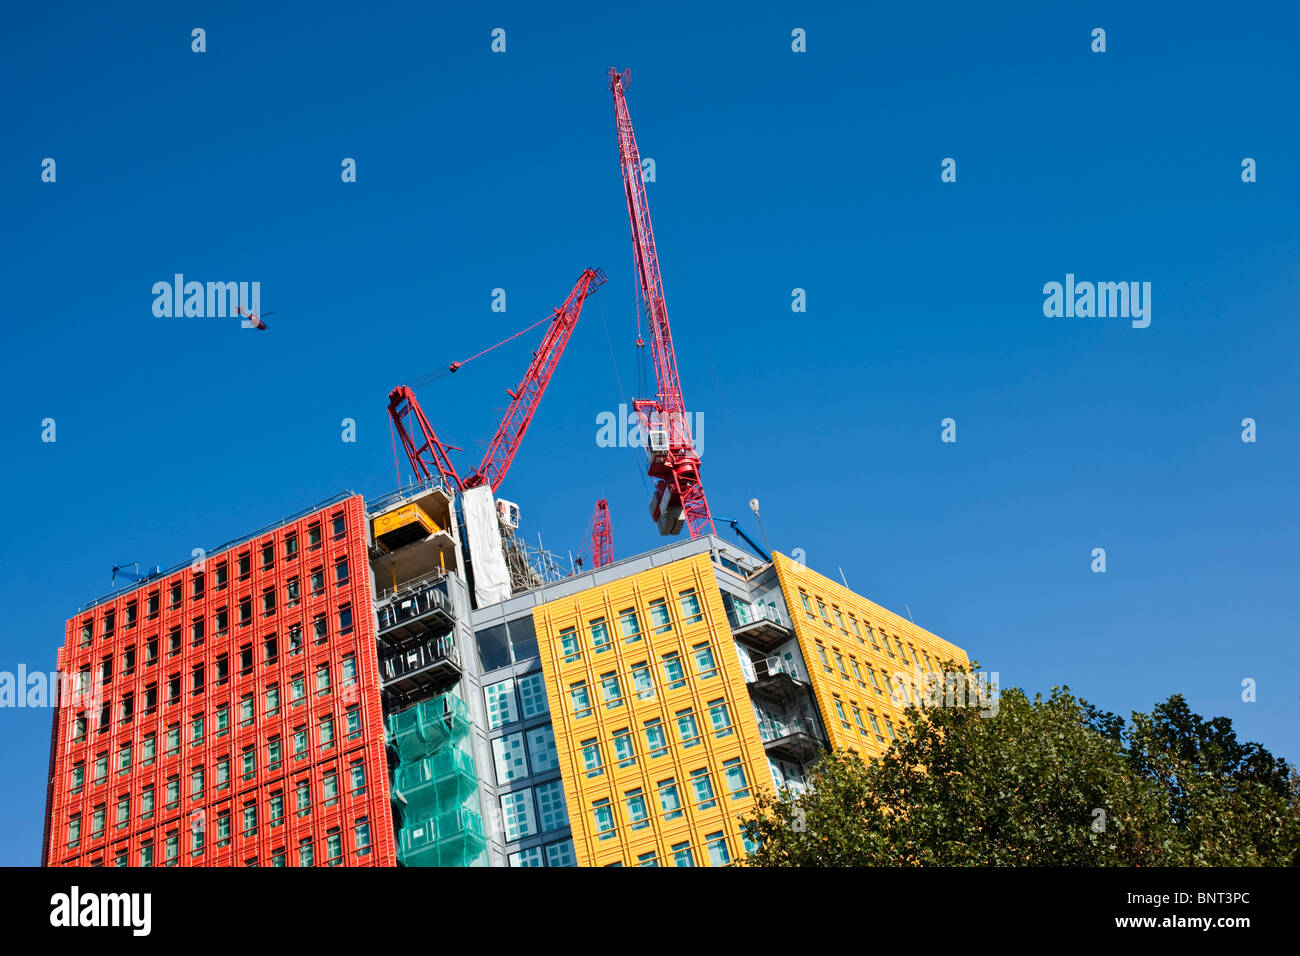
[609,69,715,538]
[387,268,607,494]
[590,498,614,567]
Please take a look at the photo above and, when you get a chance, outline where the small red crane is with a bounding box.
[609,69,714,538]
[590,499,614,567]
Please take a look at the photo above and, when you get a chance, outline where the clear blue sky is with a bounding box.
[2,1,1297,865]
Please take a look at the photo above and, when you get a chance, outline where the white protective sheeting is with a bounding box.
[462,485,511,606]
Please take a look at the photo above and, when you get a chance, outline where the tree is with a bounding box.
[740,685,1299,866]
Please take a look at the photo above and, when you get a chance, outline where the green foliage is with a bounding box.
[741,686,1300,866]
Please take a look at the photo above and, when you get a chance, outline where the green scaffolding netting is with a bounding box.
[386,692,487,867]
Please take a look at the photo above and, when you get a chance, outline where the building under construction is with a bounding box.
[41,70,970,867]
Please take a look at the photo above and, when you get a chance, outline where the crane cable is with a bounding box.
[408,310,557,389]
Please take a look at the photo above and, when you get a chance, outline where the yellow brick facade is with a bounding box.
[532,552,769,867]
[770,552,970,759]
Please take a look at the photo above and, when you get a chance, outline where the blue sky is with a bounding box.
[2,1,1297,865]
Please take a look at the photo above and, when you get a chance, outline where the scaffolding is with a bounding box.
[387,693,487,867]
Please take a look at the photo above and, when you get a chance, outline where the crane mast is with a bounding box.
[609,68,714,538]
[590,498,614,567]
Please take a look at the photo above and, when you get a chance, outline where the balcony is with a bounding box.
[756,715,822,763]
[726,598,794,652]
[376,577,455,648]
[380,636,461,703]
[747,656,807,701]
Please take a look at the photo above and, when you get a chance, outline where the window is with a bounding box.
[122,646,135,676]
[216,756,230,790]
[241,747,255,780]
[268,737,282,771]
[589,617,612,654]
[240,695,254,725]
[308,523,322,549]
[884,717,897,741]
[334,557,349,585]
[816,643,832,672]
[658,779,683,820]
[692,642,718,679]
[310,569,325,596]
[661,652,686,690]
[723,758,750,798]
[867,710,884,741]
[852,702,867,734]
[535,779,568,833]
[291,675,305,705]
[648,598,672,634]
[676,708,701,748]
[500,789,537,841]
[637,851,659,867]
[509,847,544,868]
[492,733,528,784]
[517,672,549,718]
[354,818,371,858]
[850,658,866,688]
[644,718,669,759]
[612,728,635,768]
[484,679,519,730]
[165,776,179,809]
[269,792,284,827]
[546,840,576,867]
[266,684,280,716]
[295,780,311,817]
[190,767,204,800]
[243,802,257,837]
[284,532,297,559]
[618,608,642,644]
[705,831,731,866]
[217,810,232,847]
[895,638,910,663]
[238,599,252,627]
[319,714,335,749]
[139,842,153,867]
[345,706,362,739]
[190,714,204,746]
[570,682,592,719]
[323,769,339,806]
[141,785,154,818]
[631,662,654,701]
[332,513,346,539]
[559,627,581,664]
[315,663,330,695]
[70,763,84,793]
[581,739,603,778]
[349,759,366,796]
[798,590,814,617]
[288,624,303,656]
[118,741,132,773]
[264,634,278,664]
[190,663,204,693]
[592,798,616,841]
[192,574,205,600]
[261,543,274,570]
[708,699,733,738]
[833,697,849,729]
[293,726,308,760]
[626,788,649,830]
[690,767,716,809]
[867,665,883,693]
[671,841,694,867]
[527,725,559,774]
[834,650,850,681]
[298,838,313,868]
[341,654,356,687]
[679,589,704,625]
[601,672,623,709]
